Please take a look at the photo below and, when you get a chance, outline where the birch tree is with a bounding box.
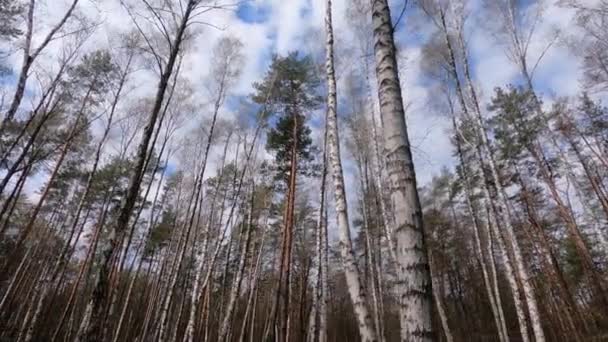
[79,1,205,340]
[1,0,82,135]
[371,1,433,340]
[325,2,378,340]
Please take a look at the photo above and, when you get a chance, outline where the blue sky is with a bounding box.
[0,0,593,214]
[236,2,272,23]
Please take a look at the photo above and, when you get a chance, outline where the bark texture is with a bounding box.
[326,1,378,340]
[371,0,433,340]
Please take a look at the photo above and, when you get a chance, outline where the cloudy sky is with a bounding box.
[1,0,595,208]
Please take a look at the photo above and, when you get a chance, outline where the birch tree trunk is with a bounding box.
[22,55,133,342]
[356,155,383,340]
[325,2,377,340]
[113,150,171,342]
[319,204,329,342]
[183,61,233,341]
[452,117,509,342]
[217,184,256,340]
[371,1,433,339]
[455,17,545,341]
[10,91,89,255]
[80,2,196,340]
[307,119,328,342]
[51,188,114,342]
[428,252,453,342]
[238,207,270,342]
[474,102,546,342]
[484,198,531,342]
[1,0,80,135]
[364,56,397,264]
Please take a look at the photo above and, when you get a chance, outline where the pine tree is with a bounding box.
[254,52,321,341]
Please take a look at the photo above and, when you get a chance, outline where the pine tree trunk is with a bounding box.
[526,143,608,306]
[0,163,30,232]
[514,163,586,338]
[23,60,131,341]
[0,243,36,314]
[281,113,298,342]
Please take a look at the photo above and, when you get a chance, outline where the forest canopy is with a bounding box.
[0,0,607,341]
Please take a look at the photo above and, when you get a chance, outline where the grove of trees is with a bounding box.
[0,0,607,341]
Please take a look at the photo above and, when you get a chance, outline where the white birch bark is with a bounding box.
[452,116,509,342]
[471,95,545,342]
[182,80,226,342]
[450,8,545,339]
[217,184,256,340]
[365,60,397,264]
[307,122,328,342]
[355,156,383,340]
[81,3,196,340]
[113,150,170,342]
[319,205,329,342]
[1,0,80,134]
[485,199,531,342]
[238,207,270,342]
[371,0,433,339]
[486,218,509,342]
[325,1,377,340]
[428,253,453,342]
[160,101,230,341]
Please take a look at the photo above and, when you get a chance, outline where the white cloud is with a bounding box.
[1,0,596,223]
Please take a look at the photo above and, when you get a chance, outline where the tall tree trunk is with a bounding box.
[80,3,195,340]
[218,185,256,340]
[525,142,608,307]
[326,2,377,340]
[183,82,228,342]
[10,101,88,255]
[0,163,31,236]
[356,154,383,340]
[239,206,270,342]
[428,252,453,342]
[452,117,509,342]
[281,113,298,342]
[319,204,329,342]
[457,20,546,340]
[371,1,433,340]
[22,55,132,342]
[50,188,114,342]
[513,163,586,337]
[308,123,328,342]
[0,0,80,135]
[484,199,531,342]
